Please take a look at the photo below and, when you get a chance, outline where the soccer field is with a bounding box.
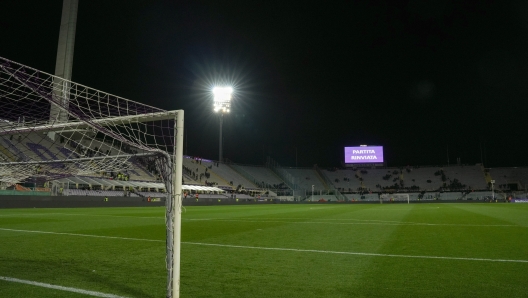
[1,204,527,298]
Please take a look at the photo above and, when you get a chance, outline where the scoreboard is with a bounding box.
[344,146,384,164]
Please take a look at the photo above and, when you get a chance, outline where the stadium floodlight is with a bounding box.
[213,86,233,162]
[213,86,233,113]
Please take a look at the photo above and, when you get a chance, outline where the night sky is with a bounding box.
[2,0,528,168]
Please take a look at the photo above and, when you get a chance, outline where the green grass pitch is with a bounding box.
[1,203,527,297]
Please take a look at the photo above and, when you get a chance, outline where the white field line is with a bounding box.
[0,212,517,227]
[0,212,516,227]
[309,207,338,210]
[184,242,528,264]
[234,217,408,223]
[50,213,165,219]
[1,227,527,264]
[0,228,163,242]
[0,276,128,298]
[234,217,524,227]
[0,213,164,219]
[198,218,517,227]
[361,207,441,211]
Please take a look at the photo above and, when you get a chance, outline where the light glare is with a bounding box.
[212,86,233,113]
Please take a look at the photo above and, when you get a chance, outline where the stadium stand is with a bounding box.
[345,193,379,201]
[206,162,257,189]
[182,157,228,187]
[489,167,528,190]
[230,164,287,189]
[281,168,327,191]
[401,167,444,190]
[442,165,487,190]
[1,131,523,201]
[1,132,156,182]
[322,169,364,192]
[360,168,403,191]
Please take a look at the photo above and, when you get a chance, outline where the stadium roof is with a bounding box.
[182,185,225,192]
[53,177,224,192]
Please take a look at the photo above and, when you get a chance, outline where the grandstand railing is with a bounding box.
[230,164,259,185]
[267,157,355,200]
[316,166,348,201]
[267,157,295,187]
[231,164,292,195]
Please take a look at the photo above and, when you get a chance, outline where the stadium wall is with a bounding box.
[0,195,165,208]
[0,194,505,209]
[0,196,279,208]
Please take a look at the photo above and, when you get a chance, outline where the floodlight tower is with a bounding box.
[213,87,233,163]
[51,0,78,124]
[491,179,495,200]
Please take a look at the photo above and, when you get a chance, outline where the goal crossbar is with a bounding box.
[0,110,180,136]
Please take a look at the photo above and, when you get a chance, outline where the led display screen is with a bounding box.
[344,146,384,163]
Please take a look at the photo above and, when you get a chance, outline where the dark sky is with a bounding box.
[2,0,528,168]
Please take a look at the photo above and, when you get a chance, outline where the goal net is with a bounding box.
[380,193,410,204]
[0,56,183,297]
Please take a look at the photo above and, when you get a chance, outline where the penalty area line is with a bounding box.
[183,242,528,264]
[0,276,128,298]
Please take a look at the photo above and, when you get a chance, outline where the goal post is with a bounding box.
[0,55,184,298]
[380,193,410,204]
[169,110,184,298]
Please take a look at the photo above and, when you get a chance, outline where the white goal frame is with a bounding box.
[170,111,184,298]
[1,111,185,298]
[380,193,410,204]
[1,55,184,297]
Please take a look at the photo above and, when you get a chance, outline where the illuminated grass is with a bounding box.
[0,204,527,297]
